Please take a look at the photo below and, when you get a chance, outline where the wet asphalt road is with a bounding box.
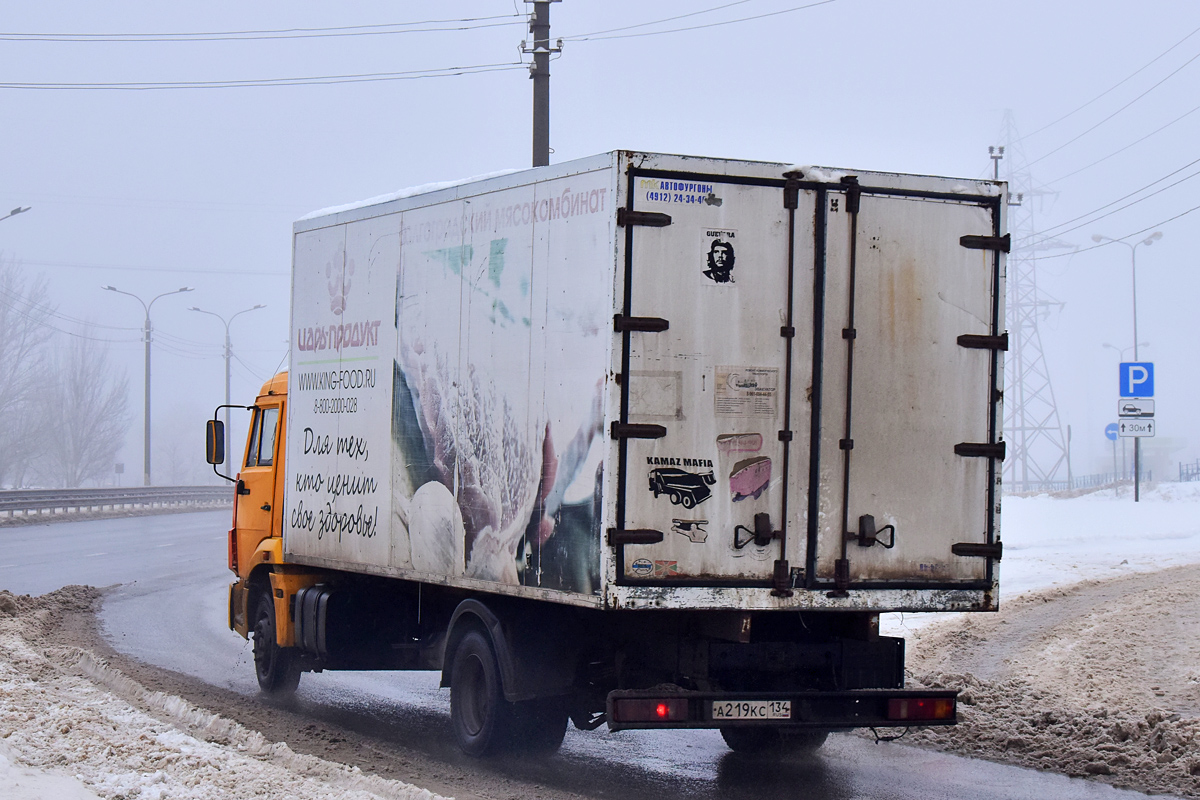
[0,510,1181,800]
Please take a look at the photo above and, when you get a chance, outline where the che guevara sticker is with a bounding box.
[702,229,736,284]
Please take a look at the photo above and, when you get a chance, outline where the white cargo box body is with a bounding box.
[285,151,1005,614]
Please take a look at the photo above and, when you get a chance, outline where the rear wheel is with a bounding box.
[252,586,301,696]
[451,629,513,757]
[720,727,829,758]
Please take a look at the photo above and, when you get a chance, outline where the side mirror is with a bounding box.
[206,419,225,465]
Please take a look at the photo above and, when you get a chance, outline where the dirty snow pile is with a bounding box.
[0,586,448,800]
[895,481,1200,798]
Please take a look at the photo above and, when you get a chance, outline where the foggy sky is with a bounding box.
[0,0,1196,484]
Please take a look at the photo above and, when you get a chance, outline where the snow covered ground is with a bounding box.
[2,482,1199,799]
[885,481,1200,636]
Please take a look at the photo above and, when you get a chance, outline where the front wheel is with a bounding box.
[720,727,829,758]
[252,586,301,696]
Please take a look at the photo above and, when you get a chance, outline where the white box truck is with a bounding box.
[208,150,1006,757]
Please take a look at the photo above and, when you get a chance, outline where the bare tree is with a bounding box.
[35,332,131,488]
[0,258,56,487]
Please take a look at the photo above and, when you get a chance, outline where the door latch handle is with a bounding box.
[261,503,271,511]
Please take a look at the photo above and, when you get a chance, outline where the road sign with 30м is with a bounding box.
[1118,419,1155,438]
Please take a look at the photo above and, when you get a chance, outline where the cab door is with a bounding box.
[236,403,282,565]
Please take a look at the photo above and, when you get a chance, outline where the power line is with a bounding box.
[560,0,756,41]
[0,283,140,332]
[563,0,840,42]
[1027,48,1200,168]
[1038,200,1200,260]
[0,15,523,43]
[1023,155,1200,244]
[0,295,140,343]
[1018,24,1200,142]
[0,61,526,91]
[1042,101,1200,185]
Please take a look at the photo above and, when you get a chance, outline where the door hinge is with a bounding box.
[617,208,672,227]
[828,558,851,597]
[960,233,1011,253]
[607,528,665,546]
[771,559,794,597]
[955,441,1006,460]
[611,422,667,439]
[951,541,1003,560]
[957,332,1009,351]
[841,175,861,214]
[614,314,670,333]
[783,176,800,209]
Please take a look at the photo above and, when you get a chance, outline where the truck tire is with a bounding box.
[720,727,828,757]
[450,629,514,757]
[252,587,301,696]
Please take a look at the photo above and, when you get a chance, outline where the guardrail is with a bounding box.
[0,485,232,519]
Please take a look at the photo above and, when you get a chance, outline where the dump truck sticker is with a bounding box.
[648,467,716,509]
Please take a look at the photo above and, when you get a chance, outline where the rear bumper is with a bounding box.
[606,688,957,731]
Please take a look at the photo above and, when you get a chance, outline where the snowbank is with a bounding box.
[895,483,1200,798]
[0,587,449,800]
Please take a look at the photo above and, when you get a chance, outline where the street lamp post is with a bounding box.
[1093,231,1162,502]
[103,285,194,486]
[0,206,31,224]
[189,304,266,467]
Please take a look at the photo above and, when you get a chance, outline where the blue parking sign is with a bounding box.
[1119,362,1154,398]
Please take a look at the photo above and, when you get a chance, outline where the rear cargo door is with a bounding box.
[812,184,1004,591]
[614,171,813,586]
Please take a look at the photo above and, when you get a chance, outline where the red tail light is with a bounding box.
[887,697,955,721]
[612,698,689,723]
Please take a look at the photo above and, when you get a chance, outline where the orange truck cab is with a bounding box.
[216,372,319,692]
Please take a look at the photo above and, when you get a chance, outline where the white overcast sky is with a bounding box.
[0,0,1197,484]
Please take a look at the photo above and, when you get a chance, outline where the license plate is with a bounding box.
[711,700,792,720]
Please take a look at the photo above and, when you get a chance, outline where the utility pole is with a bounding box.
[524,1,561,167]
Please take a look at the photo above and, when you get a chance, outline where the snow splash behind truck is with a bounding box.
[208,151,1004,757]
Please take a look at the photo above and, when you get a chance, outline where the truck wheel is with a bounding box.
[451,629,513,757]
[680,493,696,509]
[512,698,569,755]
[252,587,301,696]
[720,727,828,757]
